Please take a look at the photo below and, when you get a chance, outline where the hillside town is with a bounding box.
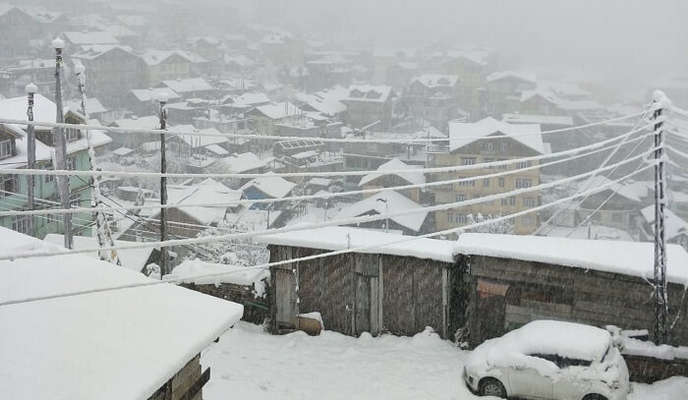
[0,1,690,399]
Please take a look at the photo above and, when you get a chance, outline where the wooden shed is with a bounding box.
[452,233,688,348]
[259,227,454,338]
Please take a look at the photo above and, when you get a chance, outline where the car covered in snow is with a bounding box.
[462,320,630,400]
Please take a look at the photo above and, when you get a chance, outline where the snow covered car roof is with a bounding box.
[465,320,612,372]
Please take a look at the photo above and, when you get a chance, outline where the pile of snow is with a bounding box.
[0,227,243,400]
[621,337,688,360]
[257,226,454,263]
[168,259,269,298]
[455,233,688,284]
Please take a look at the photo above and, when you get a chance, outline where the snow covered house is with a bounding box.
[119,179,242,245]
[640,206,687,250]
[259,227,454,338]
[358,158,425,203]
[158,77,216,99]
[240,173,296,210]
[0,94,111,238]
[127,87,182,117]
[452,233,688,348]
[108,115,162,149]
[574,176,646,235]
[215,152,269,187]
[404,74,461,131]
[428,117,545,235]
[0,227,243,400]
[340,85,394,130]
[486,71,537,115]
[334,190,432,235]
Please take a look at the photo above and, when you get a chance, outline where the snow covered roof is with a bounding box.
[502,113,573,127]
[308,177,332,187]
[578,176,643,202]
[160,178,242,225]
[112,146,134,156]
[218,152,267,173]
[486,71,536,84]
[43,234,153,272]
[130,87,181,102]
[520,88,561,104]
[63,31,119,45]
[0,227,243,400]
[140,50,206,66]
[160,77,214,94]
[256,226,454,263]
[343,85,393,103]
[252,102,302,120]
[410,74,459,88]
[335,190,428,233]
[241,173,296,198]
[205,143,229,156]
[112,115,161,129]
[455,233,688,284]
[168,260,269,298]
[71,45,135,60]
[172,126,228,148]
[65,97,108,115]
[295,86,349,116]
[448,117,545,154]
[0,93,67,130]
[640,206,687,239]
[358,158,426,187]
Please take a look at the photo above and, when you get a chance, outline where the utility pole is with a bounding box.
[75,63,121,265]
[158,94,168,278]
[52,37,72,249]
[25,83,37,237]
[652,90,669,344]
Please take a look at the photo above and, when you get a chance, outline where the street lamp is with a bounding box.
[25,82,38,237]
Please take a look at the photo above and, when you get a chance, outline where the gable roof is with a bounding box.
[0,227,243,399]
[486,71,536,84]
[252,102,302,120]
[160,77,214,94]
[358,158,425,187]
[63,31,119,45]
[130,87,181,102]
[578,176,643,202]
[334,190,428,232]
[241,172,296,199]
[218,152,268,174]
[448,117,545,154]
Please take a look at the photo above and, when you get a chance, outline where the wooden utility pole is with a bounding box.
[652,90,669,344]
[25,83,37,237]
[52,37,72,249]
[158,94,169,278]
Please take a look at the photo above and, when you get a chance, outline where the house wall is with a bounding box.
[428,137,541,234]
[269,245,451,338]
[147,354,207,400]
[455,254,688,348]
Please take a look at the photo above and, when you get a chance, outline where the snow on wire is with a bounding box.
[0,129,656,219]
[0,110,647,145]
[0,163,656,307]
[0,148,659,264]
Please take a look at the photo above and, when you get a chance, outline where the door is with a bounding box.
[506,355,556,399]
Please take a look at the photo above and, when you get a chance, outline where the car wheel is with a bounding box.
[479,378,507,398]
[582,394,608,400]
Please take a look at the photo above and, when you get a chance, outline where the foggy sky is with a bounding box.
[240,0,688,93]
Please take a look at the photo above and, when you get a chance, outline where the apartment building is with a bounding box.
[427,117,545,235]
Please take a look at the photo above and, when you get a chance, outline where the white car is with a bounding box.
[463,320,630,400]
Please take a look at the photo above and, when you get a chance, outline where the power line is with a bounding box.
[0,123,654,181]
[0,111,647,145]
[0,150,658,262]
[0,163,655,307]
[0,131,655,219]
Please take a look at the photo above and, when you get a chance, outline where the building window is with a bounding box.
[483,178,490,187]
[498,177,505,187]
[456,214,468,224]
[462,157,476,165]
[12,215,30,234]
[483,158,494,169]
[447,212,453,223]
[523,197,538,207]
[456,194,465,201]
[1,175,16,197]
[66,128,81,142]
[500,142,509,152]
[0,139,12,159]
[517,161,530,169]
[515,178,532,188]
[66,156,77,170]
[480,142,495,153]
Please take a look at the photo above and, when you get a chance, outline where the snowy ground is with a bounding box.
[202,322,687,400]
